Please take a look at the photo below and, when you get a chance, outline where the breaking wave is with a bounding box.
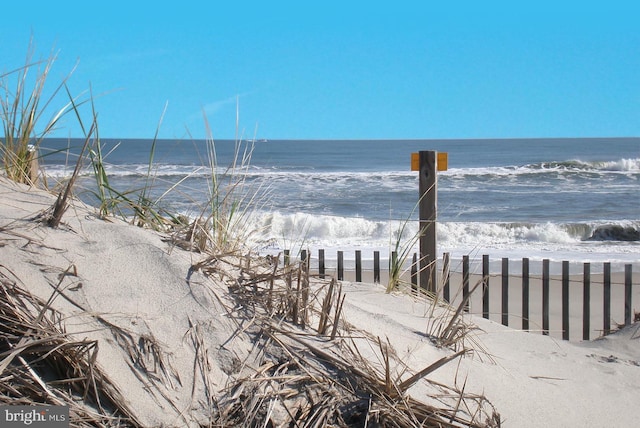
[249,212,640,248]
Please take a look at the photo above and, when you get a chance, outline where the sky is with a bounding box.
[1,1,639,140]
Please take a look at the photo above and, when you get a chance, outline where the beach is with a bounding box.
[315,264,639,342]
[1,175,640,427]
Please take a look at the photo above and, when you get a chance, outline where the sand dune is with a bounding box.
[1,176,638,427]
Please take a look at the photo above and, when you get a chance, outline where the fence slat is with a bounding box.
[482,255,490,319]
[373,251,380,284]
[625,264,633,326]
[604,262,611,335]
[463,255,470,312]
[284,249,292,291]
[562,260,570,341]
[288,250,635,342]
[442,252,450,303]
[318,249,325,279]
[391,251,397,278]
[411,253,418,291]
[542,259,550,336]
[502,258,509,326]
[583,262,591,341]
[522,258,530,331]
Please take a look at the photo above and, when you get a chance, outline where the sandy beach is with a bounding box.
[309,261,638,342]
[1,175,639,427]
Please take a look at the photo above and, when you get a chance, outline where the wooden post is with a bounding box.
[562,260,570,340]
[583,262,591,341]
[604,262,611,335]
[411,253,418,291]
[625,264,633,326]
[482,255,490,319]
[502,258,509,327]
[318,249,325,279]
[300,250,309,328]
[522,258,530,331]
[27,145,39,185]
[284,249,292,293]
[355,250,362,282]
[337,251,344,281]
[391,251,398,284]
[542,259,550,336]
[373,251,380,283]
[418,151,437,293]
[463,255,470,312]
[442,252,450,303]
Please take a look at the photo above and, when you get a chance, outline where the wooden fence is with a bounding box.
[281,249,638,342]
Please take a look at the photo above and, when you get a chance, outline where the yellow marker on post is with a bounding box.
[437,152,448,171]
[411,152,448,171]
[411,152,420,171]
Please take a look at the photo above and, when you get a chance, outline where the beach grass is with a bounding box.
[0,42,503,427]
[5,132,497,425]
[382,195,484,352]
[0,40,81,186]
[183,251,500,427]
[0,267,142,425]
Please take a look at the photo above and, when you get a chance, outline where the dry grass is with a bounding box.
[0,267,142,426]
[0,40,502,427]
[0,39,82,187]
[177,245,501,427]
[0,192,501,427]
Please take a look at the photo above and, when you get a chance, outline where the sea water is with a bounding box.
[40,137,639,273]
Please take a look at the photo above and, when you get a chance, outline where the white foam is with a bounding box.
[247,211,640,270]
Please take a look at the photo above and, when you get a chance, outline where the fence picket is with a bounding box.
[562,260,570,341]
[482,255,490,319]
[604,262,611,335]
[463,255,470,312]
[583,263,591,341]
[279,249,636,342]
[502,258,509,327]
[522,258,530,331]
[411,253,418,291]
[625,264,633,326]
[318,249,325,279]
[542,259,550,336]
[374,251,380,284]
[443,252,451,303]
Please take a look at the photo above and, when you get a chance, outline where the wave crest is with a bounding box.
[247,212,640,248]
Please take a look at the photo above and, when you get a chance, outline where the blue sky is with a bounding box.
[1,1,639,140]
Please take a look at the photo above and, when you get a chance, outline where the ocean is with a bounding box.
[40,137,639,273]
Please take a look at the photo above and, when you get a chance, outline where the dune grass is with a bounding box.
[184,250,500,427]
[171,114,272,254]
[0,42,500,427]
[0,267,142,425]
[0,41,81,186]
